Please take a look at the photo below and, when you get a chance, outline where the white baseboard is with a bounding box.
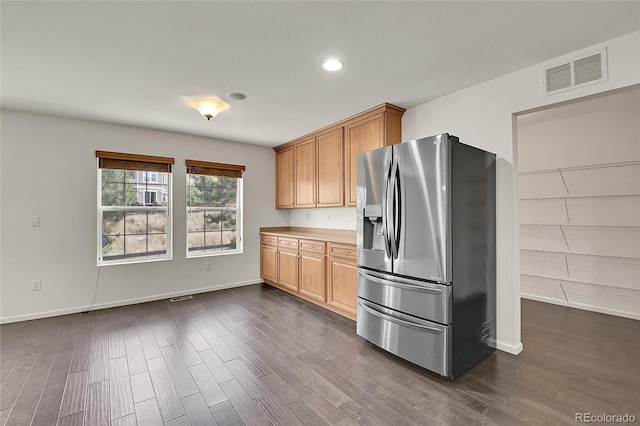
[521,293,640,320]
[496,340,523,355]
[521,292,569,306]
[566,302,640,320]
[0,279,262,324]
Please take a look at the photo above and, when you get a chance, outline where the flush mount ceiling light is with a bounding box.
[186,96,230,120]
[322,59,343,71]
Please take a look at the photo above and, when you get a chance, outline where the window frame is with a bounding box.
[96,151,174,266]
[185,160,244,259]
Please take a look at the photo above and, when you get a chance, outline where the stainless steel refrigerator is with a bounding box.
[356,133,496,379]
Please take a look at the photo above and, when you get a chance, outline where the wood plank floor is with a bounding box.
[1,284,638,425]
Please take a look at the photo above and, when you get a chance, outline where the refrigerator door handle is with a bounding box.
[382,158,394,260]
[393,162,402,260]
[358,269,443,295]
[388,155,399,260]
[358,300,443,333]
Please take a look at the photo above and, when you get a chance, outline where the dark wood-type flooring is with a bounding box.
[1,284,638,425]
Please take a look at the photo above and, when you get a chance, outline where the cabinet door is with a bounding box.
[345,114,384,206]
[275,147,295,208]
[277,249,299,291]
[294,138,316,208]
[327,256,357,315]
[316,128,344,207]
[260,245,278,283]
[299,251,326,302]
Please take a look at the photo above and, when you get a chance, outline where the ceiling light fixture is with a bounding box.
[323,59,343,71]
[227,92,247,101]
[186,96,230,120]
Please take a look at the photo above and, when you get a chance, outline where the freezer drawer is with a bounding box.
[357,298,450,377]
[357,269,451,324]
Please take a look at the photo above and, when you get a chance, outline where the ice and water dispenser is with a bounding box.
[362,204,386,252]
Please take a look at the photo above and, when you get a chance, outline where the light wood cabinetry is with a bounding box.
[259,229,356,320]
[327,243,358,316]
[274,103,404,209]
[294,138,317,208]
[345,106,404,206]
[316,128,344,207]
[260,236,278,283]
[275,147,295,208]
[277,237,299,291]
[298,240,326,302]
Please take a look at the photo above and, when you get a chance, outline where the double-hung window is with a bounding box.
[186,160,244,257]
[97,151,174,265]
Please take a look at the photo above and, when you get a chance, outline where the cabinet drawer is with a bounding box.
[261,235,278,246]
[329,243,357,260]
[299,239,326,254]
[278,237,299,249]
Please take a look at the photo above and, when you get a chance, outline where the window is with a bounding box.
[97,150,174,265]
[144,191,157,205]
[143,171,158,183]
[186,159,244,257]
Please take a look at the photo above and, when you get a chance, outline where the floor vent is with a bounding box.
[169,295,193,302]
[542,48,607,96]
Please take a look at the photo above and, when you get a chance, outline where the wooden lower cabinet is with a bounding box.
[277,248,299,292]
[260,233,356,320]
[327,243,358,316]
[260,235,278,283]
[260,244,278,283]
[299,251,325,302]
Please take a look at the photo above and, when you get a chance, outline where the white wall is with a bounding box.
[0,111,288,323]
[289,207,356,230]
[518,86,640,319]
[401,32,640,354]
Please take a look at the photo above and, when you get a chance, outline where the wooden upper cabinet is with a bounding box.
[275,146,295,208]
[274,103,404,209]
[345,114,383,207]
[294,138,316,208]
[345,108,404,206]
[316,128,344,207]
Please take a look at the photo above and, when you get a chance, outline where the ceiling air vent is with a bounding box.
[542,48,607,96]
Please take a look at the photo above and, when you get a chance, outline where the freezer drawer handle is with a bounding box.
[358,270,442,295]
[358,300,443,334]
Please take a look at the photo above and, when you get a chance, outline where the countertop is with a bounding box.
[260,226,356,245]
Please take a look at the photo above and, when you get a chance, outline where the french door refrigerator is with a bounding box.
[356,133,496,379]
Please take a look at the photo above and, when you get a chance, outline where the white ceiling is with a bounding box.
[2,1,639,147]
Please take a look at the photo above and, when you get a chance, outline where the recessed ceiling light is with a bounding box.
[323,59,343,71]
[227,92,247,101]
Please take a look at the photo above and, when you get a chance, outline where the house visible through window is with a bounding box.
[143,171,158,183]
[186,159,244,257]
[97,150,174,265]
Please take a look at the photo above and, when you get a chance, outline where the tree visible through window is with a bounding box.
[186,160,244,257]
[97,151,174,265]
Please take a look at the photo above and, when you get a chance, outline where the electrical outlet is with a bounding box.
[206,263,213,271]
[305,213,312,221]
[31,216,41,227]
[32,280,41,291]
